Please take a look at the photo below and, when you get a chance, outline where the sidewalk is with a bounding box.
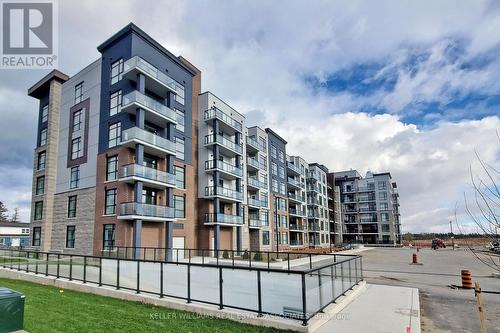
[315,284,420,333]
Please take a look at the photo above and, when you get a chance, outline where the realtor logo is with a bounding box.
[1,0,58,68]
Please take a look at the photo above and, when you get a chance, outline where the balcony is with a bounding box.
[358,186,376,193]
[204,107,242,134]
[246,157,260,171]
[248,215,263,229]
[308,224,320,232]
[306,185,320,193]
[358,207,377,212]
[205,213,244,226]
[123,56,177,98]
[119,164,176,189]
[289,224,306,231]
[204,159,242,179]
[204,134,242,157]
[246,136,259,153]
[247,197,268,209]
[359,218,378,223]
[289,208,304,217]
[287,192,302,203]
[357,195,376,202]
[287,162,301,175]
[118,202,175,222]
[204,186,243,202]
[247,177,267,190]
[287,177,302,189]
[290,239,303,246]
[121,127,176,157]
[121,91,177,126]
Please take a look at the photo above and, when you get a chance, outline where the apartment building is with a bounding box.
[28,24,200,256]
[286,155,308,247]
[306,164,330,247]
[327,173,343,245]
[334,170,401,245]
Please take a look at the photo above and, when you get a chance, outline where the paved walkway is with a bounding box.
[315,284,420,333]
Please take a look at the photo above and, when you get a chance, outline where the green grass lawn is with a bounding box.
[0,277,295,333]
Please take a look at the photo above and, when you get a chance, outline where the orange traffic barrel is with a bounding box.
[461,270,473,289]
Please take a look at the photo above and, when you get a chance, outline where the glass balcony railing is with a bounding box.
[247,177,267,189]
[247,157,260,169]
[289,224,306,231]
[205,213,244,225]
[122,127,176,154]
[204,135,242,154]
[290,240,303,246]
[204,107,242,132]
[247,197,268,208]
[204,186,243,201]
[120,164,175,186]
[287,162,301,174]
[122,91,176,123]
[205,159,242,177]
[289,208,305,216]
[123,56,177,92]
[287,177,302,188]
[120,202,175,219]
[248,215,262,228]
[246,136,259,150]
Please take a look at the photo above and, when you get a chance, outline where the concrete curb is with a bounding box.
[0,268,366,332]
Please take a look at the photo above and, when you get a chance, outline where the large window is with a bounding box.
[175,137,185,160]
[174,81,185,105]
[34,201,43,220]
[71,137,83,159]
[103,224,115,249]
[110,59,124,85]
[281,232,288,245]
[174,166,185,189]
[381,224,390,232]
[41,104,48,123]
[67,195,77,218]
[262,231,270,245]
[74,82,83,104]
[73,109,83,132]
[381,213,389,222]
[70,166,80,189]
[105,189,117,215]
[32,227,41,246]
[272,179,278,192]
[378,181,387,190]
[280,198,287,211]
[271,162,277,175]
[174,195,185,218]
[108,122,121,148]
[66,226,76,248]
[271,145,277,159]
[40,128,47,146]
[106,156,118,181]
[379,202,389,210]
[379,191,388,200]
[110,90,122,116]
[278,150,284,163]
[279,182,286,195]
[37,151,46,170]
[281,215,287,228]
[278,165,285,179]
[175,109,185,132]
[35,176,45,195]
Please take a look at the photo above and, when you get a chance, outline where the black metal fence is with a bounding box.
[0,248,362,325]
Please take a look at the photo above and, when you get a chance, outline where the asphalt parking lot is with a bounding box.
[360,247,500,333]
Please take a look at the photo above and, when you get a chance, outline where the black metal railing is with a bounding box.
[0,248,362,326]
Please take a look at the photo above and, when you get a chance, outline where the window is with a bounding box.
[271,162,277,175]
[110,90,122,116]
[280,182,286,195]
[108,122,121,148]
[37,151,46,170]
[379,191,388,200]
[259,137,266,150]
[278,150,284,163]
[70,166,80,189]
[271,145,277,159]
[379,202,389,210]
[67,196,77,218]
[381,213,389,222]
[261,211,269,226]
[73,110,83,132]
[381,224,390,232]
[71,137,83,159]
[66,226,76,248]
[41,104,48,123]
[103,224,116,249]
[32,227,41,246]
[262,231,270,245]
[281,232,288,245]
[278,166,285,179]
[110,59,124,85]
[280,198,286,211]
[272,179,278,192]
[40,128,47,146]
[34,201,43,220]
[35,176,45,195]
[281,215,287,228]
[174,81,185,105]
[74,82,83,104]
[175,137,185,160]
[174,195,185,218]
[174,166,185,189]
[105,189,117,215]
[106,156,118,181]
[175,109,185,132]
[378,181,387,190]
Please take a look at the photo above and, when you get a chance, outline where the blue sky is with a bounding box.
[0,0,498,233]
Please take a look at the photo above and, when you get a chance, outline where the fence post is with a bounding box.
[116,259,120,290]
[17,254,20,271]
[301,273,307,326]
[25,251,29,273]
[267,252,270,269]
[249,251,252,268]
[218,267,223,309]
[188,249,191,265]
[35,253,38,275]
[318,269,323,310]
[136,260,140,294]
[56,254,60,278]
[69,255,73,281]
[341,262,345,292]
[331,265,335,300]
[309,254,312,270]
[99,257,102,286]
[202,249,205,265]
[287,253,290,271]
[160,262,164,298]
[45,254,49,276]
[257,270,262,317]
[360,257,363,280]
[232,251,235,268]
[176,249,179,264]
[354,258,358,283]
[348,260,352,285]
[187,263,191,303]
[83,257,87,283]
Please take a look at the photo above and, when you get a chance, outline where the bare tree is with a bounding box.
[456,131,500,271]
[10,208,20,223]
[0,201,8,222]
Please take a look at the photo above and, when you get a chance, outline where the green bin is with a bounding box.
[0,287,25,333]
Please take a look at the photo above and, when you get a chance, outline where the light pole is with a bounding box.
[449,220,455,250]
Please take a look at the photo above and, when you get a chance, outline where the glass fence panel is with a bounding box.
[139,261,161,294]
[71,256,85,281]
[119,260,138,290]
[191,266,219,304]
[305,271,321,316]
[222,268,259,311]
[261,272,302,317]
[101,258,118,286]
[47,254,58,276]
[85,258,101,284]
[163,263,187,299]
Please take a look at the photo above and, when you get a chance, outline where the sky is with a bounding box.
[0,0,499,233]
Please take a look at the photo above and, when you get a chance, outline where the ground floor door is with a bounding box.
[172,236,185,260]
